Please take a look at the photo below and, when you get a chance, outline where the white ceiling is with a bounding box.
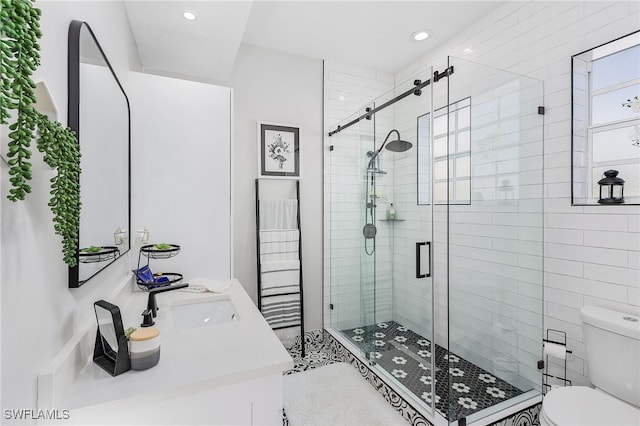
[124,1,506,83]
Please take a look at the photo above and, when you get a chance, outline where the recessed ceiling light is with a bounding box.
[183,10,196,21]
[411,30,431,42]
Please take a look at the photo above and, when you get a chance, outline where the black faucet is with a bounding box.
[147,283,189,317]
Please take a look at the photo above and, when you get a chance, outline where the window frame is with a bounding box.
[571,30,640,206]
[417,97,472,206]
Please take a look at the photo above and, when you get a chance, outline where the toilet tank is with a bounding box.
[581,305,640,408]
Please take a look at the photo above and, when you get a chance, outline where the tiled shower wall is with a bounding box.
[324,0,640,390]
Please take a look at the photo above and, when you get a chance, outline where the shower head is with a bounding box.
[384,139,413,153]
[368,129,413,168]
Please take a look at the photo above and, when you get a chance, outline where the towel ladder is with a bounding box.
[255,179,305,357]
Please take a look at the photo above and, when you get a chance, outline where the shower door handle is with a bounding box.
[416,241,431,279]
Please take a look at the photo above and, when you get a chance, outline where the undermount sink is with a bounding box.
[168,298,238,331]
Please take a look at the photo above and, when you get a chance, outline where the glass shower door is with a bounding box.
[445,56,544,423]
[328,106,377,360]
[350,70,439,414]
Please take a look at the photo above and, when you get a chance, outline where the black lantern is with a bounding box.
[597,170,625,204]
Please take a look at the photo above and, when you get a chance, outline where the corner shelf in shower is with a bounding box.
[379,218,405,222]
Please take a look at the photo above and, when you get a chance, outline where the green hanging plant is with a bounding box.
[1,0,81,267]
[36,112,81,266]
[1,0,42,202]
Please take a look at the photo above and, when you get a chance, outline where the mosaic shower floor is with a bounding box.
[341,321,525,421]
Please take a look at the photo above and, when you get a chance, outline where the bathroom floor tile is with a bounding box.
[284,333,340,374]
[341,321,525,421]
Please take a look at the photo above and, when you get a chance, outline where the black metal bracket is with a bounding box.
[329,145,334,151]
[365,107,372,120]
[538,360,545,370]
[538,106,545,115]
[433,65,454,83]
[328,66,454,137]
[413,79,422,96]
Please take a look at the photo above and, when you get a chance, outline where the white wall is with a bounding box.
[1,1,140,411]
[230,44,324,331]
[128,72,232,282]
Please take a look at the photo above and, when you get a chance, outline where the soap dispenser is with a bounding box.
[387,203,396,220]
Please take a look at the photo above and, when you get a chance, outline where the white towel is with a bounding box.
[259,230,299,263]
[261,294,301,329]
[261,260,299,273]
[181,277,232,293]
[259,229,299,243]
[261,260,299,296]
[259,199,298,230]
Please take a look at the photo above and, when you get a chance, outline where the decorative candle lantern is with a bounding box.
[597,169,625,204]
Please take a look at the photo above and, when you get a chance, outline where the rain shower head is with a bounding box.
[384,138,413,153]
[368,129,413,167]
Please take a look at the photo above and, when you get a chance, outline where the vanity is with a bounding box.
[34,20,278,424]
[39,279,293,425]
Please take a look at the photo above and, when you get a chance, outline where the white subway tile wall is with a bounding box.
[324,0,640,390]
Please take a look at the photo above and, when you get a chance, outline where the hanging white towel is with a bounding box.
[259,229,299,263]
[261,294,301,329]
[259,199,298,230]
[261,260,300,296]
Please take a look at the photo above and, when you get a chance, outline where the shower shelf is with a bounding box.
[379,218,405,222]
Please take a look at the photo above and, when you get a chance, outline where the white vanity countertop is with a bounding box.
[63,279,293,410]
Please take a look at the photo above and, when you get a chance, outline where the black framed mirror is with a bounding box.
[93,300,130,376]
[68,21,131,287]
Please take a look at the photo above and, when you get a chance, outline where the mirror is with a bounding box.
[95,302,119,360]
[93,300,130,376]
[572,31,640,205]
[68,21,131,287]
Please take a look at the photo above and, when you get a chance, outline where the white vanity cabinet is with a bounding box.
[68,373,282,425]
[42,280,293,425]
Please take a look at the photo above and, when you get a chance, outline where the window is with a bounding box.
[572,31,640,205]
[418,97,471,205]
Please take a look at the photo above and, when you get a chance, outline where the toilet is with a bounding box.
[540,305,640,426]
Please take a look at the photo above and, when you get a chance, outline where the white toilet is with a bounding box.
[540,305,640,426]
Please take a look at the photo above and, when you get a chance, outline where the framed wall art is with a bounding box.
[257,122,300,178]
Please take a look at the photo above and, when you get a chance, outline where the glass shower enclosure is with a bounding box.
[326,57,544,424]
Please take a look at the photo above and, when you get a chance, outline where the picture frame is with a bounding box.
[257,122,300,178]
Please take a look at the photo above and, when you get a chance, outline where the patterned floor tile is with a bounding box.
[284,330,340,375]
[341,321,525,421]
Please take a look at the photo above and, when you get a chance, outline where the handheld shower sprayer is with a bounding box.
[363,129,413,255]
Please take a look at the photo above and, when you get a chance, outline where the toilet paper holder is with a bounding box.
[542,329,572,394]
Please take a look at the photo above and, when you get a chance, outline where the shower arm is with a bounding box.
[367,129,401,169]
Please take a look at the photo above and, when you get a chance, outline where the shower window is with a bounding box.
[572,31,640,204]
[418,97,471,205]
